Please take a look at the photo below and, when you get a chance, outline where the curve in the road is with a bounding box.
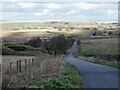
[64,39,119,88]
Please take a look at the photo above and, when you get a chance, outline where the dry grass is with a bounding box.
[2,54,64,88]
[1,20,117,43]
[1,29,87,44]
[40,56,64,76]
[1,29,85,37]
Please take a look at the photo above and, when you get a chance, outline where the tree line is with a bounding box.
[92,31,120,36]
[25,35,75,55]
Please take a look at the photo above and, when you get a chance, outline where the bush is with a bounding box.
[108,31,113,36]
[26,37,42,48]
[92,31,97,36]
[42,35,74,55]
[44,35,68,55]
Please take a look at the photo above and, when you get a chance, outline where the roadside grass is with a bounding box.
[9,62,82,89]
[78,56,120,69]
[25,63,82,89]
[44,63,82,88]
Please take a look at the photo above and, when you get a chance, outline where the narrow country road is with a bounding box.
[64,39,119,88]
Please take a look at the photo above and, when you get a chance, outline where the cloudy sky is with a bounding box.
[0,0,119,20]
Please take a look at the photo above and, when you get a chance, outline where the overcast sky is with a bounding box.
[0,0,119,20]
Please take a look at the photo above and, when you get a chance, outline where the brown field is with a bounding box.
[1,29,88,44]
[1,29,80,37]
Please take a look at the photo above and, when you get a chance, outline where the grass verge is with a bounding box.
[9,62,82,89]
[78,56,120,69]
[25,63,82,90]
[44,63,82,88]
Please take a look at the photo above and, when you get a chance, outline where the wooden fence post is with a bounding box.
[19,60,21,73]
[34,57,36,78]
[25,59,27,70]
[29,59,31,65]
[17,61,19,73]
[9,62,12,72]
[28,59,31,79]
[32,58,34,64]
[32,58,35,79]
[9,62,12,78]
[9,62,12,77]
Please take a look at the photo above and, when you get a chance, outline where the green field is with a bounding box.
[78,37,119,69]
[80,38,118,55]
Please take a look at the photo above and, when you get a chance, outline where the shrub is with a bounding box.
[26,37,42,48]
[92,31,97,36]
[42,35,74,55]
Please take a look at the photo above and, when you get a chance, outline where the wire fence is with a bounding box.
[2,54,64,88]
